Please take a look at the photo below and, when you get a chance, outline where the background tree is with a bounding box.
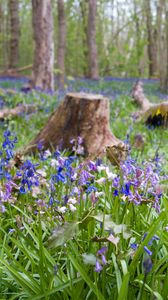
[31,0,54,90]
[8,0,20,69]
[87,0,99,79]
[145,0,157,77]
[57,0,66,88]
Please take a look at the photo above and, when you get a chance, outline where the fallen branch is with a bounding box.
[0,65,32,78]
[0,104,37,119]
[132,81,168,126]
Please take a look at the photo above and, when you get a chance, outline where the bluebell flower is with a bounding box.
[130,243,138,250]
[113,189,119,196]
[85,185,97,194]
[143,257,153,274]
[20,186,26,194]
[144,246,152,256]
[94,260,103,273]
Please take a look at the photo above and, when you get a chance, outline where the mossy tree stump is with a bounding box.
[25,92,127,164]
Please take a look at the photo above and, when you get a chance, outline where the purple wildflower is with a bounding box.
[95,260,103,273]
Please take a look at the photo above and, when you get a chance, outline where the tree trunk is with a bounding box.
[25,93,127,165]
[145,0,157,77]
[57,0,66,88]
[87,0,99,79]
[161,9,168,91]
[31,0,54,91]
[166,10,168,90]
[8,0,20,69]
[79,0,89,77]
[157,0,166,90]
[133,0,142,76]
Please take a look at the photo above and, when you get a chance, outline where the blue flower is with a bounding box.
[94,260,103,273]
[85,185,97,194]
[113,189,119,196]
[130,243,138,250]
[143,257,152,274]
[144,246,152,256]
[20,186,26,194]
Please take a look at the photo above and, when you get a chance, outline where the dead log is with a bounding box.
[25,92,127,164]
[0,104,37,119]
[132,81,168,126]
[0,64,32,77]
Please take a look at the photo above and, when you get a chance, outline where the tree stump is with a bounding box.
[132,81,168,126]
[25,92,127,164]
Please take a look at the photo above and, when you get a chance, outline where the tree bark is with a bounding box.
[25,93,127,164]
[31,0,54,91]
[157,0,166,90]
[87,0,99,79]
[57,0,66,88]
[80,0,89,77]
[145,0,157,77]
[8,0,20,69]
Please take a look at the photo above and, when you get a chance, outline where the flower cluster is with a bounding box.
[0,130,17,180]
[17,160,39,194]
[95,247,108,273]
[111,158,163,212]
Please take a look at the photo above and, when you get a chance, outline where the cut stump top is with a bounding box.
[66,92,108,101]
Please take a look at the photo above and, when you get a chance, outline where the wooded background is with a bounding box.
[0,0,168,91]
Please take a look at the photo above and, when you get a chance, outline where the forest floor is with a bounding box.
[0,76,168,300]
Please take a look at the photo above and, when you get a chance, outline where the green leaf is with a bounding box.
[82,253,97,265]
[117,272,130,300]
[134,279,163,300]
[93,214,130,238]
[112,253,122,293]
[129,211,165,278]
[68,252,105,300]
[48,222,78,248]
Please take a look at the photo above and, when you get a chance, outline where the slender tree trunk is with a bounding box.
[87,0,99,79]
[57,0,66,88]
[145,0,157,77]
[79,0,89,77]
[31,0,54,91]
[163,9,168,90]
[133,0,142,75]
[158,0,168,91]
[8,0,20,69]
[0,3,2,34]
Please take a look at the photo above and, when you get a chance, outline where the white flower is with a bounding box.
[95,191,104,198]
[32,186,41,197]
[73,187,79,194]
[44,149,51,158]
[97,165,106,172]
[96,177,106,184]
[68,203,77,212]
[58,206,67,213]
[68,197,77,204]
[105,167,117,180]
[71,173,77,180]
[50,159,58,168]
[37,169,47,177]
